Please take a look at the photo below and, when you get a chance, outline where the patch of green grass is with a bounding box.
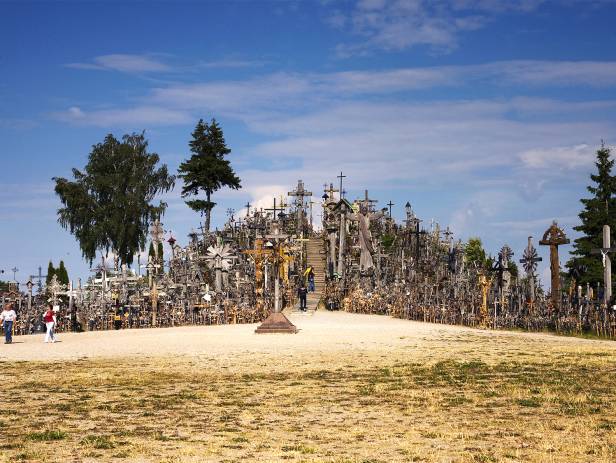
[597,420,615,431]
[25,429,67,441]
[517,397,542,408]
[80,434,116,449]
[14,450,43,461]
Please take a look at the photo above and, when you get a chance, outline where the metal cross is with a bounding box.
[337,172,346,197]
[387,201,395,218]
[30,266,48,293]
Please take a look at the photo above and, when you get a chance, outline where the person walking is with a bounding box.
[1,303,17,344]
[43,305,56,343]
[298,284,308,312]
[308,268,315,292]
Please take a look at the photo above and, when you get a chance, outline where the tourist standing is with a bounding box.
[43,305,56,343]
[1,303,17,344]
[298,284,308,311]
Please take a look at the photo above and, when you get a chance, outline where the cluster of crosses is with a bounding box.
[4,178,616,338]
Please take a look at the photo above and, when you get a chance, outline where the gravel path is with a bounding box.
[1,310,613,363]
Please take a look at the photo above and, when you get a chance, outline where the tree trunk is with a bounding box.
[205,191,211,232]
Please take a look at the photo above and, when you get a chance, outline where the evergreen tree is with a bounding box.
[57,261,69,285]
[464,237,488,269]
[567,143,616,285]
[54,133,175,265]
[46,261,56,285]
[178,119,241,231]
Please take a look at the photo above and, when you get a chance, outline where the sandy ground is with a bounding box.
[2,310,614,363]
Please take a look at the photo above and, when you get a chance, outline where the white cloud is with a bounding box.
[327,0,614,55]
[66,54,170,73]
[518,144,596,170]
[50,63,616,199]
[53,105,192,127]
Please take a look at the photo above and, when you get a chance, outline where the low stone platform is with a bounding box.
[255,312,298,334]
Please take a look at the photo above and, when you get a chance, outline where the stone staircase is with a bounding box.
[291,237,326,313]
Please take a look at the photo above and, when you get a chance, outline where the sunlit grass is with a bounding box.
[1,328,615,462]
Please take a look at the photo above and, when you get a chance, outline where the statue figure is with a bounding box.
[350,205,384,272]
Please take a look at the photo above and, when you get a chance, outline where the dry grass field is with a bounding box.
[1,311,615,463]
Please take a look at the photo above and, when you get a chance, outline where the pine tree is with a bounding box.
[46,261,56,285]
[464,238,488,269]
[178,119,241,231]
[567,143,616,285]
[57,261,69,285]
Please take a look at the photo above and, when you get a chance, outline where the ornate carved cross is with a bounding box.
[539,221,570,310]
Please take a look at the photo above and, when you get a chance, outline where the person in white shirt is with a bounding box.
[1,303,17,344]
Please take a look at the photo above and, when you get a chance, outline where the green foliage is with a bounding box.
[380,233,396,250]
[0,281,8,292]
[567,143,616,285]
[508,261,519,279]
[46,261,56,285]
[464,237,489,269]
[53,133,175,265]
[57,261,69,285]
[178,119,241,231]
[26,430,67,441]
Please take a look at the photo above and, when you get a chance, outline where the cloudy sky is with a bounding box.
[1,0,616,286]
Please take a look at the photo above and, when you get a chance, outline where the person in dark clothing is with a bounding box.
[298,285,308,311]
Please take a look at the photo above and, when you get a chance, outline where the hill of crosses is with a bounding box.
[3,174,616,337]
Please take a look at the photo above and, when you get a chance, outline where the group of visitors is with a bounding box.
[297,267,316,311]
[1,303,58,344]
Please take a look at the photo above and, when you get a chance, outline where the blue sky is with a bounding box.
[1,0,616,287]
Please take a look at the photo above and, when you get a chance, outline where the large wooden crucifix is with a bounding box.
[539,221,570,310]
[360,189,378,212]
[591,224,616,305]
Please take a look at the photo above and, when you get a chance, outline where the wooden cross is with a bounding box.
[288,179,313,232]
[244,201,251,216]
[359,189,378,211]
[409,218,426,264]
[591,224,616,304]
[539,221,570,310]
